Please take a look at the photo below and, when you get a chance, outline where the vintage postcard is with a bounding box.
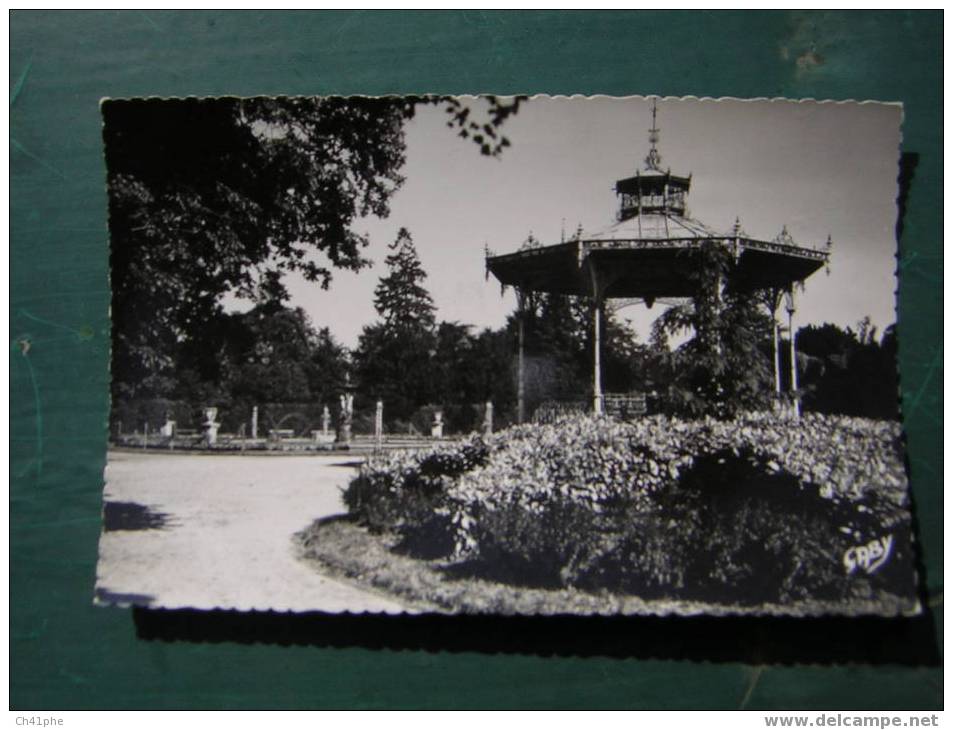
[95,94,917,617]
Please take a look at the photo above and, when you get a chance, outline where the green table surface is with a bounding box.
[10,10,942,710]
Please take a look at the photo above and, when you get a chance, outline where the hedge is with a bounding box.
[343,413,914,606]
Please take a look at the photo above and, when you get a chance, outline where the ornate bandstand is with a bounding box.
[485,101,831,420]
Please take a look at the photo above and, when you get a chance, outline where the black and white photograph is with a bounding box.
[95,94,918,617]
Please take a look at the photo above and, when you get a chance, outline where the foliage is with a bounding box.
[107,95,524,405]
[650,243,774,419]
[175,304,349,407]
[353,228,436,418]
[796,321,900,420]
[430,322,479,406]
[514,289,647,414]
[343,436,490,556]
[452,326,519,425]
[105,97,406,399]
[439,96,525,156]
[111,398,196,434]
[354,229,527,427]
[344,413,912,605]
[372,227,437,333]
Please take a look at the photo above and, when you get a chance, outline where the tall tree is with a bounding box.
[372,227,437,332]
[105,95,524,402]
[354,228,437,419]
[105,97,407,399]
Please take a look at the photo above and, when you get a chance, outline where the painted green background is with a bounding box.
[10,11,942,709]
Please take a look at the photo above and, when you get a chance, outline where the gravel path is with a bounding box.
[95,451,412,613]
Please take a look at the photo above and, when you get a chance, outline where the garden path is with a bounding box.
[95,451,412,613]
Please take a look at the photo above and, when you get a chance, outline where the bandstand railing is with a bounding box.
[533,392,649,424]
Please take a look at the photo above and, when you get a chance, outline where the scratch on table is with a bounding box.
[57,666,90,686]
[12,310,97,482]
[12,346,42,477]
[10,138,68,180]
[17,309,93,340]
[139,12,163,32]
[10,53,63,184]
[739,665,765,710]
[899,250,918,270]
[322,10,362,53]
[905,345,941,416]
[14,337,43,478]
[10,52,32,108]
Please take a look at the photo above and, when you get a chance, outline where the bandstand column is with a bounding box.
[516,289,527,424]
[587,263,605,416]
[772,321,781,396]
[770,290,782,398]
[592,298,603,415]
[785,285,800,418]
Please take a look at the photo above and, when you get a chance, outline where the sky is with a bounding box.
[261,96,903,349]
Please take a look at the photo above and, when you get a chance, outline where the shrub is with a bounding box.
[342,435,489,557]
[341,412,912,605]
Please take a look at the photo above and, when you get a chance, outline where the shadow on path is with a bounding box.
[103,501,174,532]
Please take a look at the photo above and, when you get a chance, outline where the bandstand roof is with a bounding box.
[487,102,830,301]
[486,222,828,300]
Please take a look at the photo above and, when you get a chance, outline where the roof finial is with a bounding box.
[645,98,662,171]
[774,225,795,247]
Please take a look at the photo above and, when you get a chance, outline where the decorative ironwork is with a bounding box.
[609,296,688,312]
[533,400,587,424]
[604,392,648,420]
[773,224,796,247]
[486,234,829,273]
[740,237,827,260]
[644,98,663,171]
[483,104,834,426]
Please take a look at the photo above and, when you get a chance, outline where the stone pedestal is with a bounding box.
[374,400,384,447]
[321,406,331,436]
[336,393,353,448]
[431,410,444,439]
[337,424,351,447]
[160,419,176,438]
[251,406,259,439]
[483,401,493,438]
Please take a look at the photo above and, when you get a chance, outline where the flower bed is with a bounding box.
[342,413,914,606]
